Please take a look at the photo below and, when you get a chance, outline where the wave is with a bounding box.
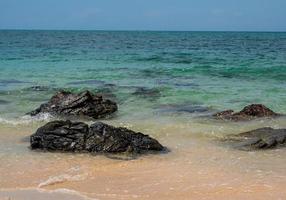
[0,113,53,125]
[38,173,88,188]
[134,54,193,64]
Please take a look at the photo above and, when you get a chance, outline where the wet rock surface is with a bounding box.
[213,104,279,121]
[28,90,118,119]
[30,120,166,155]
[225,127,286,150]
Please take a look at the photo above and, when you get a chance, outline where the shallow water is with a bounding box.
[1,31,286,120]
[1,116,286,199]
[1,31,286,199]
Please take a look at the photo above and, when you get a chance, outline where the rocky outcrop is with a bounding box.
[226,127,286,150]
[28,90,118,119]
[30,120,166,155]
[213,104,279,120]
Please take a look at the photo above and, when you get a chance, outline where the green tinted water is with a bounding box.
[0,31,286,122]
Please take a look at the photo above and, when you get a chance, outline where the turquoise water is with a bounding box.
[1,30,286,121]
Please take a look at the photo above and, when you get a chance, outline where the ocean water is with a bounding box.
[1,31,286,200]
[1,30,286,121]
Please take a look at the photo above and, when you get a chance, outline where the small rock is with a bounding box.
[28,90,118,119]
[225,127,286,150]
[213,104,279,121]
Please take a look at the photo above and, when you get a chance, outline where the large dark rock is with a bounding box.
[225,127,286,150]
[213,104,279,121]
[28,90,118,119]
[30,120,166,155]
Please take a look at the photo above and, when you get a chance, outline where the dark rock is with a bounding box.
[30,120,166,156]
[30,120,88,152]
[86,122,165,153]
[213,104,279,121]
[28,90,118,119]
[226,127,286,150]
[237,104,278,117]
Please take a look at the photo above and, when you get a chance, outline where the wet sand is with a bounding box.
[1,117,286,200]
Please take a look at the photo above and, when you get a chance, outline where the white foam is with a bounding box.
[0,113,53,125]
[38,188,97,200]
[38,173,88,188]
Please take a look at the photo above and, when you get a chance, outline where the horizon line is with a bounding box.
[0,28,286,33]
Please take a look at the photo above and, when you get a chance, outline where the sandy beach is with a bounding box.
[1,115,286,200]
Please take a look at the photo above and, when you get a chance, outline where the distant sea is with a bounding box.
[0,30,286,121]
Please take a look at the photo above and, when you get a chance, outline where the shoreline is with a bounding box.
[1,116,286,199]
[0,188,95,200]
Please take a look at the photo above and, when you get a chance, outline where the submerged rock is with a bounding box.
[94,87,117,101]
[28,90,118,119]
[0,99,9,105]
[30,120,166,155]
[213,104,279,121]
[25,85,55,92]
[225,127,286,150]
[132,87,161,98]
[67,79,105,86]
[157,103,210,114]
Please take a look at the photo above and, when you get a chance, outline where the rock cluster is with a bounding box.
[28,90,286,153]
